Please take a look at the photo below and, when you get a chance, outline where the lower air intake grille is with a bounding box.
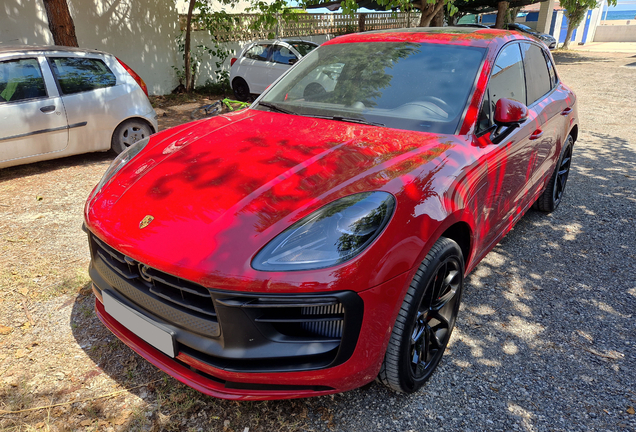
[301,304,345,338]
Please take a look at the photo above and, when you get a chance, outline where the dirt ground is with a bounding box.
[0,50,635,431]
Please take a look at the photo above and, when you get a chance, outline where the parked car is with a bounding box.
[0,45,157,169]
[85,27,577,400]
[498,23,557,49]
[229,39,318,101]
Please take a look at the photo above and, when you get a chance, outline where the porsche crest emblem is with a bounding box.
[139,215,154,229]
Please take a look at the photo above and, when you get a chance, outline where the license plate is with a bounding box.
[103,290,176,358]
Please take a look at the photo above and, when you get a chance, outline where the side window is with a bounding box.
[544,51,558,89]
[0,58,47,103]
[49,57,116,95]
[477,44,525,132]
[520,43,551,105]
[270,45,298,65]
[489,43,526,106]
[244,44,271,62]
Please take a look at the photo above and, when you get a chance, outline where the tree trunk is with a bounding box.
[42,0,78,47]
[431,7,444,27]
[184,0,196,92]
[494,1,509,29]
[418,0,446,27]
[562,24,575,49]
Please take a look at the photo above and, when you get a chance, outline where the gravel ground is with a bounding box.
[0,50,635,432]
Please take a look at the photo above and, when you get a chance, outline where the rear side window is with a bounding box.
[520,43,551,105]
[271,45,297,65]
[49,57,116,95]
[0,58,47,103]
[244,44,271,62]
[544,51,558,89]
[289,42,317,57]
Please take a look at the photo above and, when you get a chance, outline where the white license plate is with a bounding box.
[103,290,176,358]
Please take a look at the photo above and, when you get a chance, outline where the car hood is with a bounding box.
[86,109,462,290]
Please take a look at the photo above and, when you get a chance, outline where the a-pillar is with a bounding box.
[536,0,556,35]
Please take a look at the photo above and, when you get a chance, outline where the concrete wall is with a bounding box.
[1,0,180,95]
[594,25,636,42]
[0,1,331,95]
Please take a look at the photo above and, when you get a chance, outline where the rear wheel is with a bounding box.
[536,135,573,212]
[232,78,251,102]
[111,119,152,154]
[378,237,464,393]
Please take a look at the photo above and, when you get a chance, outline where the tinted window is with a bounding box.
[271,45,297,65]
[244,44,271,62]
[260,42,486,134]
[544,51,558,89]
[520,43,551,105]
[489,43,526,106]
[50,57,116,95]
[0,58,47,103]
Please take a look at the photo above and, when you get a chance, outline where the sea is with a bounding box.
[604,10,636,20]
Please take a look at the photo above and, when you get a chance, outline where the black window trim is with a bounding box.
[0,56,49,104]
[46,55,118,96]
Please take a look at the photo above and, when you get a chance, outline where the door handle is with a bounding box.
[529,129,544,140]
[561,107,572,116]
[40,105,56,113]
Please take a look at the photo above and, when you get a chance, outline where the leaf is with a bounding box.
[36,196,43,201]
[35,422,45,429]
[0,325,12,335]
[627,406,635,415]
[80,420,92,426]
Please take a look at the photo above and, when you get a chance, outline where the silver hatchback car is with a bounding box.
[0,45,158,169]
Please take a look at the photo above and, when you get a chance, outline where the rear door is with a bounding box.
[47,55,120,152]
[266,43,297,85]
[0,56,68,165]
[240,43,273,94]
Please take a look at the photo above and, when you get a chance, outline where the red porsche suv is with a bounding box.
[84,27,577,400]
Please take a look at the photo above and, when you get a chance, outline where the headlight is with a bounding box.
[252,192,395,271]
[88,137,151,201]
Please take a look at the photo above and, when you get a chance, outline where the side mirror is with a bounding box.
[288,58,298,65]
[491,98,528,144]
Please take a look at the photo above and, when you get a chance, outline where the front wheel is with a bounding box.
[111,119,153,154]
[232,78,251,102]
[536,135,573,212]
[378,237,464,393]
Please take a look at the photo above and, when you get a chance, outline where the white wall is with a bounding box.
[1,1,332,95]
[1,0,181,95]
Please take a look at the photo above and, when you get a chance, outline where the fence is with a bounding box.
[180,12,421,42]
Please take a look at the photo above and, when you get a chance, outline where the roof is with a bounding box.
[0,45,109,56]
[324,27,529,48]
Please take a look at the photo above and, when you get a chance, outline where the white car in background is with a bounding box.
[0,45,158,169]
[229,40,318,101]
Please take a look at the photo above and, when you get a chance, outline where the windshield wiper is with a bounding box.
[331,116,385,127]
[258,102,294,115]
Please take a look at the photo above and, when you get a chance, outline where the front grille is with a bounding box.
[91,235,219,336]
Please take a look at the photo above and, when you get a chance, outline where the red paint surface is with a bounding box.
[85,29,578,399]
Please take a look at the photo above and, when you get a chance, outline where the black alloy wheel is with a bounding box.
[536,135,574,212]
[379,237,464,393]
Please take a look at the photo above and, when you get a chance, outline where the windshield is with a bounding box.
[289,42,318,56]
[257,42,485,134]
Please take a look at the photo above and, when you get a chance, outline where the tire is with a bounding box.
[232,78,251,102]
[111,119,153,154]
[536,135,573,212]
[378,237,464,393]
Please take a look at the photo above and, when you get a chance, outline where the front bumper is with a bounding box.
[89,233,411,399]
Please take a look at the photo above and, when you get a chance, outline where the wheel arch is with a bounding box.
[440,222,472,269]
[569,124,578,143]
[112,116,157,138]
